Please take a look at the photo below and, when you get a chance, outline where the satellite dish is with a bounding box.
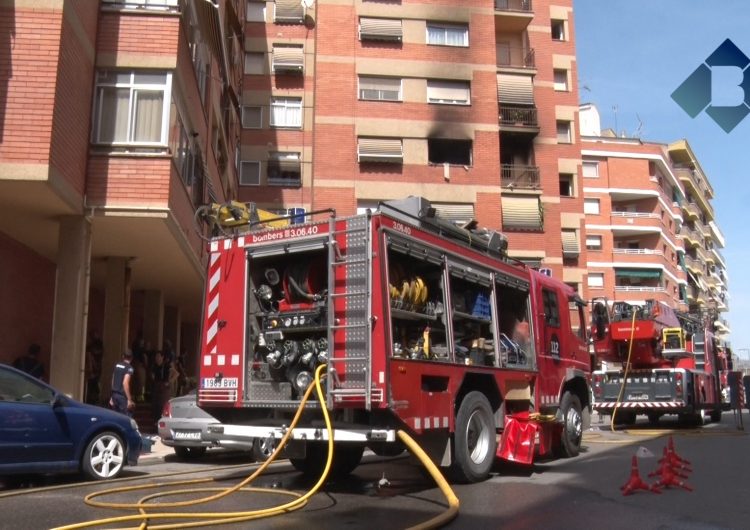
[301,0,314,8]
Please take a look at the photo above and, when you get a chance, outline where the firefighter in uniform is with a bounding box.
[109,350,135,417]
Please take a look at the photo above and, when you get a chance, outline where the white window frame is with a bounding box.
[553,69,568,91]
[242,105,263,129]
[270,97,303,128]
[588,272,604,288]
[427,79,471,105]
[583,161,599,178]
[584,198,600,215]
[586,235,602,250]
[244,52,265,74]
[426,23,469,47]
[246,1,266,22]
[240,161,261,186]
[358,76,402,102]
[556,120,572,143]
[92,70,171,146]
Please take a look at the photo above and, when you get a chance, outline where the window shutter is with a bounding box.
[359,17,403,41]
[561,230,580,258]
[272,45,304,73]
[427,80,470,103]
[275,0,304,23]
[497,74,534,105]
[501,196,543,230]
[358,138,403,163]
[432,203,475,225]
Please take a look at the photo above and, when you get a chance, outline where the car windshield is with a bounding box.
[0,367,55,404]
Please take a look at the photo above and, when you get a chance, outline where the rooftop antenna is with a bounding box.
[612,105,619,136]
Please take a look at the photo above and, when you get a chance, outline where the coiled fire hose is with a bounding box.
[610,309,638,432]
[53,364,459,530]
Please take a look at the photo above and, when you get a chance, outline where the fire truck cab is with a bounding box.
[198,196,591,482]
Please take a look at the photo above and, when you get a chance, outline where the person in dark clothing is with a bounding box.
[150,350,173,421]
[13,343,45,380]
[109,350,135,417]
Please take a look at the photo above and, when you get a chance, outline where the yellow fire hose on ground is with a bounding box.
[610,310,638,433]
[53,364,459,530]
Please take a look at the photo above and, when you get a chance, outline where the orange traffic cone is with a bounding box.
[621,455,661,495]
[653,464,693,492]
[667,436,690,466]
[649,448,690,479]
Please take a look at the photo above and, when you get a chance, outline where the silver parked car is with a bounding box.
[157,391,274,461]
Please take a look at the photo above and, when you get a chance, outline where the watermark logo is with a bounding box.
[671,38,750,133]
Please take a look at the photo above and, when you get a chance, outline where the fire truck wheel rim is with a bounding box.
[467,410,492,464]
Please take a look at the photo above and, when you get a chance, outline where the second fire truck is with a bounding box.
[196,196,592,482]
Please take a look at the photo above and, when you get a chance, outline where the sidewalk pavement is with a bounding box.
[139,436,173,463]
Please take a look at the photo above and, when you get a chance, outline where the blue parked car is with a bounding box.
[0,363,142,480]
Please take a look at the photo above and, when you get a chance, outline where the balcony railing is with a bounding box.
[499,105,538,128]
[495,0,533,12]
[497,47,535,69]
[681,201,701,219]
[612,248,663,256]
[501,164,540,189]
[614,286,665,292]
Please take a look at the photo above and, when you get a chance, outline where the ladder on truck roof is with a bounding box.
[326,212,374,409]
[693,332,706,371]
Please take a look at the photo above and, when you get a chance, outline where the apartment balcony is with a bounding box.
[609,212,662,234]
[681,201,701,221]
[684,255,703,276]
[497,47,536,71]
[501,164,540,189]
[495,0,534,32]
[673,167,714,220]
[611,248,667,267]
[498,105,540,135]
[614,286,665,293]
[679,226,701,248]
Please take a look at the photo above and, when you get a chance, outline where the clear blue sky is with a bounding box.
[573,0,750,357]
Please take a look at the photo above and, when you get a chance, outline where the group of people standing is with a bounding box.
[87,333,192,424]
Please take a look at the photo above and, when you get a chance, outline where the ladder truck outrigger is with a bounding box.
[590,297,729,426]
[195,196,592,482]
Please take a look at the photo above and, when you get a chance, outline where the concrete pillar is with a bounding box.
[143,289,164,355]
[50,216,91,399]
[164,305,181,358]
[100,257,131,399]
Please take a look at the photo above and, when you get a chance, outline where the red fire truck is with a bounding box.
[590,298,728,425]
[197,196,592,482]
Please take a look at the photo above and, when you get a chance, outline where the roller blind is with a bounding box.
[275,0,304,22]
[561,230,580,257]
[497,74,534,105]
[358,138,403,163]
[359,17,403,40]
[432,203,474,224]
[501,196,542,230]
[272,45,304,72]
[427,80,470,104]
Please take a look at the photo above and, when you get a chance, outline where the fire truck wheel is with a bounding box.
[646,412,662,425]
[710,409,722,423]
[290,442,364,479]
[252,437,276,462]
[559,391,583,458]
[369,441,406,457]
[450,391,496,483]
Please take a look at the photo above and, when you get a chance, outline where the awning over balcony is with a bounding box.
[501,196,542,230]
[615,268,661,279]
[497,73,534,105]
[193,0,222,61]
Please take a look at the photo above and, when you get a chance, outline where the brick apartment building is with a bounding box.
[580,104,729,336]
[0,0,587,399]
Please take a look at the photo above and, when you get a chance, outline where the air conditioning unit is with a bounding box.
[539,268,552,277]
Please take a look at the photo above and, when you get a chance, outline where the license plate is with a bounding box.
[174,431,202,440]
[202,377,238,389]
[627,394,649,401]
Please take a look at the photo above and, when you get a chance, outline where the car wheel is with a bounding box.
[252,437,276,462]
[82,431,126,480]
[449,391,496,483]
[174,446,207,460]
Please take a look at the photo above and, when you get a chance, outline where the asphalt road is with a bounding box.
[2,411,749,530]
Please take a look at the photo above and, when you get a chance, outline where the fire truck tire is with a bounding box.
[450,391,496,483]
[612,410,636,426]
[290,442,364,478]
[646,411,662,425]
[369,441,406,457]
[559,391,583,458]
[710,409,722,423]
